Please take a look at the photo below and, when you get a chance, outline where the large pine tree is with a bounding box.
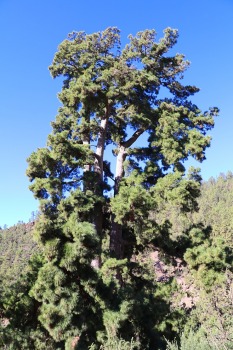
[26,27,218,349]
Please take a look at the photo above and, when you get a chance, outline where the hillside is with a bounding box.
[0,222,38,287]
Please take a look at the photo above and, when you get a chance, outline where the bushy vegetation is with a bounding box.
[1,174,232,349]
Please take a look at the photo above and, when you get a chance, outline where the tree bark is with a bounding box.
[83,138,91,192]
[110,128,145,259]
[94,117,108,178]
[110,146,127,259]
[92,105,110,267]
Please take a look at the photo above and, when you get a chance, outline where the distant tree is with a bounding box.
[0,222,39,287]
[194,173,233,244]
[29,210,39,222]
[25,27,217,348]
[182,270,233,350]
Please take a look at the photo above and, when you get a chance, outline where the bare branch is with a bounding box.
[121,128,144,148]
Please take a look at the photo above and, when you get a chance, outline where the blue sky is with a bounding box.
[0,0,232,227]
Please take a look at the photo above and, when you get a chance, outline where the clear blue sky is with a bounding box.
[0,0,232,227]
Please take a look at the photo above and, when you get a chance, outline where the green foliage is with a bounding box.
[0,253,61,349]
[1,26,218,349]
[194,172,233,243]
[165,330,212,350]
[174,175,233,350]
[26,198,104,347]
[0,222,39,288]
[184,174,233,289]
[184,271,233,350]
[89,337,139,350]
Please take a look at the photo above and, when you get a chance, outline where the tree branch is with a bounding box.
[121,128,145,148]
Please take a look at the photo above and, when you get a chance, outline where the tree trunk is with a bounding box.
[92,106,109,267]
[110,129,144,259]
[110,146,126,259]
[83,138,91,192]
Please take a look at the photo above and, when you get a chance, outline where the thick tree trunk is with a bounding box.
[94,117,108,178]
[110,146,126,259]
[92,107,109,268]
[93,118,107,262]
[83,138,91,192]
[110,129,144,260]
[83,140,91,172]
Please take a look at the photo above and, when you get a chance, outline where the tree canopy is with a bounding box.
[20,27,219,349]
